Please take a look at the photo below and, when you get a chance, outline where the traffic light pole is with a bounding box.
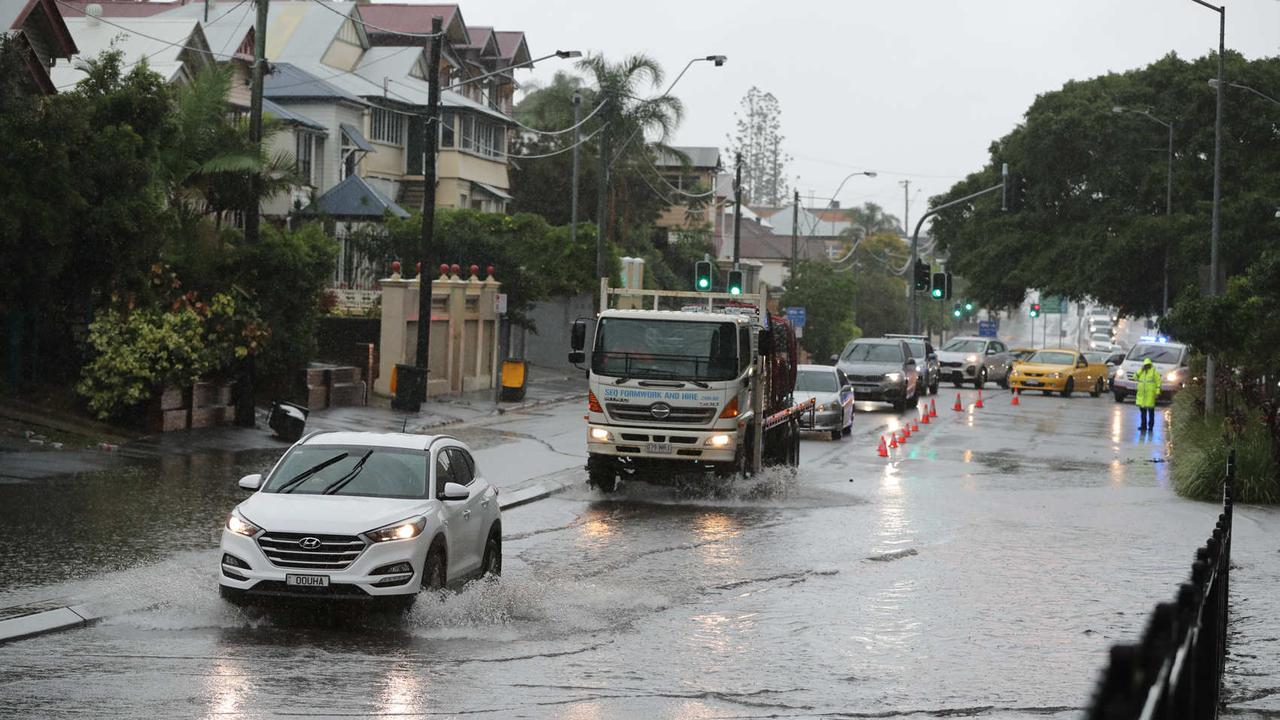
[909,181,1004,334]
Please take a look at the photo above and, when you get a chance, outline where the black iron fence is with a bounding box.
[1087,451,1235,719]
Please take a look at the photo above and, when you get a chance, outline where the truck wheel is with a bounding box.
[587,454,619,493]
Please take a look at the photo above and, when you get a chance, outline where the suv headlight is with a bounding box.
[226,510,261,537]
[884,372,902,382]
[366,516,427,543]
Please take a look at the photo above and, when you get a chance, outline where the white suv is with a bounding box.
[219,431,501,609]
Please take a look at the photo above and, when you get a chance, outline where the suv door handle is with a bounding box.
[480,499,489,508]
[462,509,472,520]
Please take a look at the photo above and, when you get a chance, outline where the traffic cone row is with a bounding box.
[877,384,1019,457]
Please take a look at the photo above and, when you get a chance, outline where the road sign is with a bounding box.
[494,293,508,314]
[1040,295,1068,314]
[977,320,999,338]
[784,306,806,329]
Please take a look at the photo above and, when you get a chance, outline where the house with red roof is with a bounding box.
[2,0,77,94]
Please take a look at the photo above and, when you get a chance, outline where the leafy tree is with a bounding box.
[726,87,791,206]
[783,260,859,361]
[928,50,1280,317]
[846,202,902,236]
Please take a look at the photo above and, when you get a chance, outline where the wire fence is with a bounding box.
[1086,450,1234,719]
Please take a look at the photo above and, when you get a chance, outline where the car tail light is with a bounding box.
[588,391,602,413]
[719,396,739,418]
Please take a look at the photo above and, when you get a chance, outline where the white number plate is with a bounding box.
[644,442,673,454]
[286,574,329,587]
[1023,380,1042,387]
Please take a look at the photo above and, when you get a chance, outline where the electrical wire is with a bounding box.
[53,0,240,62]
[509,98,607,136]
[640,152,717,199]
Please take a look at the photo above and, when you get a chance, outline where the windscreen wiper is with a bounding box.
[276,453,348,494]
[321,449,374,495]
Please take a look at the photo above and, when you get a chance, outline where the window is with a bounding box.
[370,107,404,145]
[433,450,454,497]
[440,112,455,147]
[340,133,357,179]
[295,134,313,185]
[446,448,475,486]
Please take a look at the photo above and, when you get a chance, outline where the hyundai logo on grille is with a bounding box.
[298,537,322,550]
[649,402,672,419]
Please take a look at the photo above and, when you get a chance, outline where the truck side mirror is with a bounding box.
[568,350,585,365]
[570,319,587,351]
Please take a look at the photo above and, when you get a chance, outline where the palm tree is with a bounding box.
[576,53,684,249]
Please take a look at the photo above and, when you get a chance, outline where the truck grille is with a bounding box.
[605,403,716,424]
[257,532,367,570]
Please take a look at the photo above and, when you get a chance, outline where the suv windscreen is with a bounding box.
[593,318,739,381]
[941,339,986,353]
[1126,344,1185,365]
[262,445,426,498]
[903,340,927,359]
[841,343,902,363]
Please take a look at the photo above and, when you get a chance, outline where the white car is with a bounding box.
[219,431,501,609]
[1112,341,1190,404]
[794,364,854,440]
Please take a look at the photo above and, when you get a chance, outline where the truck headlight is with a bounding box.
[366,516,426,543]
[884,372,902,382]
[226,511,261,537]
[706,434,732,448]
[590,427,612,442]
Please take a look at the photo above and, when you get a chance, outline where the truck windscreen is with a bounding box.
[593,318,740,382]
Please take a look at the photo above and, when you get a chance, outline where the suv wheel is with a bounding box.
[973,368,987,389]
[481,529,502,577]
[423,546,447,591]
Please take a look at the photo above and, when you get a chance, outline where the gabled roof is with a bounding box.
[461,25,497,56]
[654,146,720,170]
[264,61,367,106]
[5,0,77,54]
[56,0,180,18]
[153,0,254,58]
[765,207,852,238]
[303,174,410,220]
[493,30,530,65]
[51,16,209,87]
[358,4,468,46]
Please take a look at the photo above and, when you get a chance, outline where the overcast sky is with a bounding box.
[449,0,1280,226]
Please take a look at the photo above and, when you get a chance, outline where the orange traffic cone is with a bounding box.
[975,389,984,409]
[902,424,912,439]
[921,409,931,425]
[953,393,963,412]
[929,399,938,418]
[1011,389,1020,406]
[877,436,888,457]
[912,420,920,432]
[898,430,908,444]
[888,434,898,449]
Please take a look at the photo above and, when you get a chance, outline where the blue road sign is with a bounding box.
[977,320,998,338]
[785,306,806,329]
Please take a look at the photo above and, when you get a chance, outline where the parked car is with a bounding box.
[1008,348,1108,397]
[935,336,1013,389]
[835,338,920,412]
[1112,341,1190,404]
[795,364,854,440]
[884,333,939,395]
[219,431,502,610]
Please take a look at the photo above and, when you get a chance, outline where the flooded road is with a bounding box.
[0,391,1245,718]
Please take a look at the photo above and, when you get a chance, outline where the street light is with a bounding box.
[598,53,727,281]
[1189,0,1225,415]
[1112,105,1174,315]
[1208,78,1280,106]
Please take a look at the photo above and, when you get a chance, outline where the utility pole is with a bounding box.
[900,179,911,235]
[732,152,743,267]
[789,189,799,274]
[569,90,581,254]
[234,0,269,427]
[595,95,610,282]
[1205,1,1225,415]
[402,16,443,409]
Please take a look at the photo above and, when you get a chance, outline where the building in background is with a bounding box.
[1,0,78,94]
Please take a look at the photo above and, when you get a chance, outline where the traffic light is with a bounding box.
[1029,302,1041,318]
[1005,173,1025,211]
[931,271,952,299]
[694,260,713,291]
[726,268,744,296]
[952,302,963,319]
[964,300,975,314]
[913,259,931,292]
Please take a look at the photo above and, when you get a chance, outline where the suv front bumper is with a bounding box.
[218,529,429,599]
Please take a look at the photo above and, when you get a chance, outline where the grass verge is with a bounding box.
[1170,386,1280,503]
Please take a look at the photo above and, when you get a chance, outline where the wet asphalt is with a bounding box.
[0,388,1270,719]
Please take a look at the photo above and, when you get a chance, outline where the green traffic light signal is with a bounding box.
[964,301,974,312]
[727,269,744,295]
[952,302,962,318]
[1029,303,1041,318]
[694,260,713,292]
[697,277,710,290]
[930,287,943,299]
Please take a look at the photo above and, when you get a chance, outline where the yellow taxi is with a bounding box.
[1008,348,1108,397]
[1008,347,1037,365]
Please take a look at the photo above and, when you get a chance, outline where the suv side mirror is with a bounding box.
[238,473,262,491]
[440,482,470,501]
[986,347,997,355]
[570,319,588,351]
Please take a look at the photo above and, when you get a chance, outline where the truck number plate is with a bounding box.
[645,442,672,454]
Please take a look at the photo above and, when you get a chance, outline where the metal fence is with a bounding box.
[1087,451,1235,719]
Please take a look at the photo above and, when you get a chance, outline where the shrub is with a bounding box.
[1171,386,1280,503]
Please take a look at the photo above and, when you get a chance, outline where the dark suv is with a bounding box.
[884,334,939,395]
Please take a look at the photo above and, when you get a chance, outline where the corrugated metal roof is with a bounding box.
[263,98,325,131]
[340,122,372,152]
[264,61,367,105]
[493,30,529,63]
[303,173,410,219]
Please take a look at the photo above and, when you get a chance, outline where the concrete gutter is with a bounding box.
[0,605,97,645]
